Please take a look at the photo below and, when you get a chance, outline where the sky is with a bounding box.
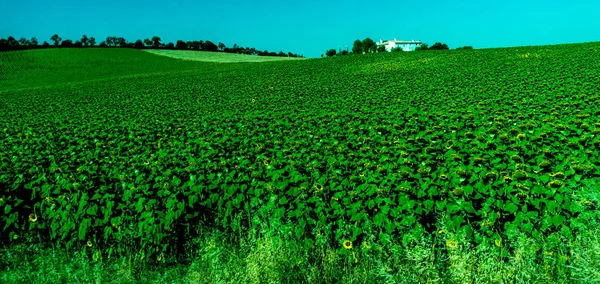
[1,0,599,58]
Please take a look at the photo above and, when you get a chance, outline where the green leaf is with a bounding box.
[78,218,91,240]
[551,214,565,228]
[504,202,519,214]
[279,196,288,205]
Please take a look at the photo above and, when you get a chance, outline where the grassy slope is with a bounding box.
[0,48,223,93]
[144,49,307,63]
[2,43,600,283]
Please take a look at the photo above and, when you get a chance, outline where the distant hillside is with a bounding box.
[0,48,215,92]
[144,50,307,63]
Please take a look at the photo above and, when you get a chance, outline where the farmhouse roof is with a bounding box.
[377,39,423,45]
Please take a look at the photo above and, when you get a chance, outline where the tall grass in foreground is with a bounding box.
[2,182,600,283]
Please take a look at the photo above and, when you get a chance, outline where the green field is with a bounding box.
[2,43,600,282]
[144,49,307,63]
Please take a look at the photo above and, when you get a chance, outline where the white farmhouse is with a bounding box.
[376,38,422,52]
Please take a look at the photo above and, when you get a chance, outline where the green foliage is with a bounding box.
[326,49,337,57]
[1,42,600,267]
[204,40,218,51]
[456,46,474,50]
[362,38,376,53]
[151,36,161,48]
[352,39,363,54]
[430,42,450,50]
[415,43,429,51]
[50,34,61,46]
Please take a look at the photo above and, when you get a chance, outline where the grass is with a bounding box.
[3,205,600,283]
[0,48,217,92]
[2,181,599,283]
[144,49,307,63]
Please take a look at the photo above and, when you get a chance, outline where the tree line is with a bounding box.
[325,37,472,57]
[0,34,304,57]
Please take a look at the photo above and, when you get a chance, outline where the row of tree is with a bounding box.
[0,34,304,57]
[325,38,472,57]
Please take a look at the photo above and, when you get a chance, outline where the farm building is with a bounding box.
[377,39,422,52]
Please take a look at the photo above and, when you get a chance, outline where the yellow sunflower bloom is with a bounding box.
[446,240,458,248]
[29,214,38,222]
[343,240,353,249]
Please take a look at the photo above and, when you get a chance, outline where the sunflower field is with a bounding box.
[1,44,600,266]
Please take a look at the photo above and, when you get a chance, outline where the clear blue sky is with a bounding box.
[1,0,598,58]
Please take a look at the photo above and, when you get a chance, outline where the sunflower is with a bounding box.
[313,183,324,192]
[29,213,38,223]
[446,240,458,248]
[343,240,353,249]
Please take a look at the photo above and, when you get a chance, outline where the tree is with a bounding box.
[429,42,449,50]
[362,38,375,53]
[50,34,62,46]
[352,39,363,54]
[377,45,386,52]
[89,37,96,46]
[165,42,175,49]
[61,39,74,47]
[455,46,473,50]
[176,40,187,50]
[42,41,50,48]
[326,48,337,57]
[151,36,161,48]
[73,40,83,47]
[391,47,403,52]
[134,39,144,49]
[204,40,218,51]
[106,36,114,46]
[0,38,8,51]
[278,51,286,57]
[143,38,152,47]
[19,37,30,47]
[7,36,18,48]
[187,41,200,50]
[415,43,429,51]
[30,37,38,47]
[81,34,89,46]
[99,41,107,47]
[117,37,127,47]
[218,42,225,51]
[340,50,349,55]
